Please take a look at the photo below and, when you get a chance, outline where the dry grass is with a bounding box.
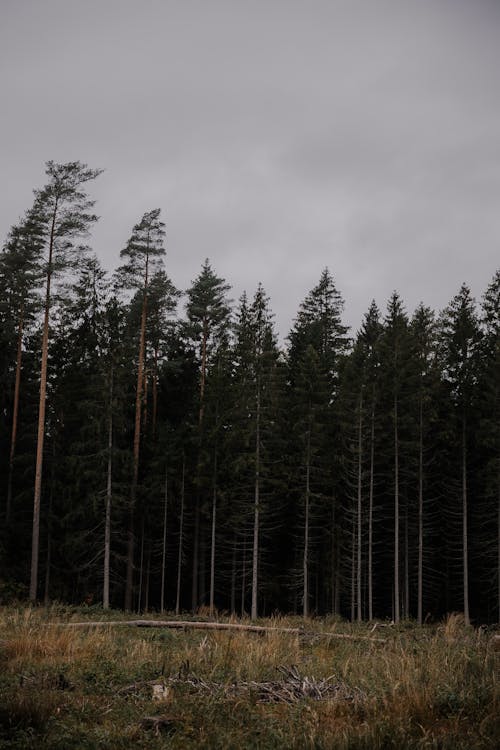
[0,606,498,749]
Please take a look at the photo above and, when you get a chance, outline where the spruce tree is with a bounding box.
[378,293,412,622]
[184,259,231,610]
[288,269,349,616]
[477,271,500,620]
[438,285,481,625]
[231,285,282,618]
[410,304,439,624]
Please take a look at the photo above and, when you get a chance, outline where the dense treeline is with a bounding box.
[0,162,498,623]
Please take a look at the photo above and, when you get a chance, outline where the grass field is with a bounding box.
[0,606,498,749]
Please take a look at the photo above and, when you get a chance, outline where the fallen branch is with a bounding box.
[59,619,386,643]
[131,665,366,705]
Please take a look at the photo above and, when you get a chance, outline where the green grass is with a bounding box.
[0,606,498,749]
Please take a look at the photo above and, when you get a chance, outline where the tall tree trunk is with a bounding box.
[160,465,168,614]
[394,393,400,624]
[368,400,375,621]
[331,495,336,615]
[30,200,57,602]
[462,415,470,625]
[6,304,24,525]
[209,455,217,617]
[209,484,217,616]
[404,507,409,619]
[199,320,208,425]
[191,500,200,612]
[241,535,247,617]
[350,515,356,622]
[144,545,151,613]
[103,368,113,610]
[43,440,56,607]
[303,426,311,619]
[142,367,149,431]
[125,252,149,610]
[137,518,145,613]
[230,537,237,614]
[152,344,158,439]
[417,397,424,625]
[191,323,208,611]
[357,392,363,622]
[175,458,185,616]
[497,462,500,623]
[251,375,261,620]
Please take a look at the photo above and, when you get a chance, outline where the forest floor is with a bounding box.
[0,606,498,749]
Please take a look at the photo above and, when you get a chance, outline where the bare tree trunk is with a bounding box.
[160,465,168,614]
[230,537,237,614]
[241,536,247,617]
[103,368,113,610]
[6,304,24,525]
[125,253,149,611]
[191,501,200,612]
[43,529,51,607]
[145,545,151,612]
[152,345,158,439]
[137,518,145,614]
[462,415,470,625]
[404,507,409,619]
[43,441,56,607]
[30,201,57,602]
[394,394,400,624]
[303,427,311,619]
[497,464,500,624]
[357,393,363,622]
[251,376,261,620]
[209,461,217,617]
[199,320,208,424]
[331,495,336,614]
[350,515,355,622]
[175,458,185,616]
[142,367,149,432]
[368,401,375,621]
[191,324,208,612]
[335,544,340,615]
[417,397,423,625]
[209,383,220,617]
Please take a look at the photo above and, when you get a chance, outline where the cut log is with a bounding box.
[56,619,386,642]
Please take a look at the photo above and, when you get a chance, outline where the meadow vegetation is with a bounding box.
[0,606,497,749]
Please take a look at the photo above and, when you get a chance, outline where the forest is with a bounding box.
[0,161,498,625]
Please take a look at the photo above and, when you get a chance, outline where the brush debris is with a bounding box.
[127,665,365,705]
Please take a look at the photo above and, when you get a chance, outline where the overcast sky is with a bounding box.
[1,0,499,338]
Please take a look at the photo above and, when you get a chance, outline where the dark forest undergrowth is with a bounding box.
[0,605,498,749]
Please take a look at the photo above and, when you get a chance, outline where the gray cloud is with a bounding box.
[1,0,499,337]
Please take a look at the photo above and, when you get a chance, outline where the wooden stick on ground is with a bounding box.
[56,619,386,642]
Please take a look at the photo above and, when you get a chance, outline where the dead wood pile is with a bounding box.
[121,664,365,704]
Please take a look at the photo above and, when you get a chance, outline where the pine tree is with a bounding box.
[115,208,166,610]
[0,209,45,524]
[29,161,102,602]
